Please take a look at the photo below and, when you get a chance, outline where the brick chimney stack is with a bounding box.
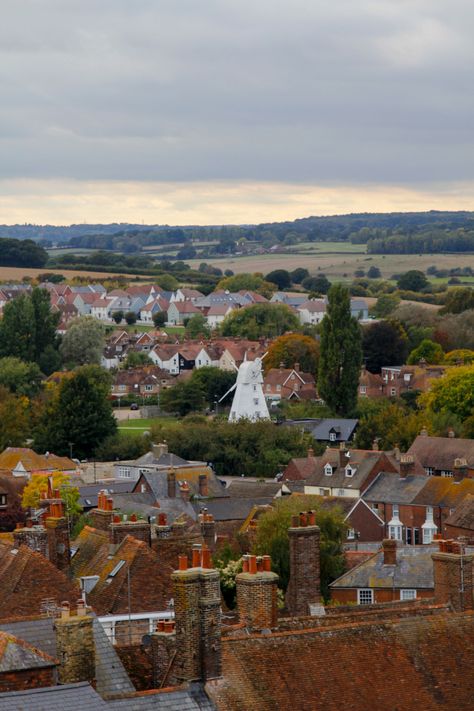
[109,513,152,546]
[307,447,314,458]
[382,539,397,565]
[172,544,222,682]
[155,512,172,539]
[167,469,176,498]
[179,481,191,503]
[150,619,176,687]
[400,454,415,479]
[236,554,278,631]
[199,473,209,497]
[44,492,70,572]
[339,443,349,468]
[13,520,49,558]
[286,511,322,616]
[453,458,468,482]
[54,600,95,685]
[153,442,169,459]
[200,510,216,553]
[432,540,474,612]
[90,490,115,531]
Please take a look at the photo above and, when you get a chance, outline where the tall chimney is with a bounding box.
[400,454,414,479]
[153,442,169,459]
[167,469,176,498]
[109,514,152,546]
[286,511,321,616]
[236,555,278,630]
[432,540,474,612]
[382,539,397,565]
[54,600,95,685]
[171,545,222,682]
[453,458,468,482]
[200,512,216,553]
[90,490,115,531]
[339,443,349,468]
[198,474,209,498]
[179,481,191,503]
[13,522,49,558]
[150,620,176,687]
[44,495,70,572]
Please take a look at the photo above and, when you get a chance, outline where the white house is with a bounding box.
[150,344,181,374]
[297,299,326,325]
[206,303,237,329]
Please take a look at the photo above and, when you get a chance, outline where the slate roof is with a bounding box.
[0,631,56,671]
[362,472,429,504]
[407,435,474,470]
[225,480,286,499]
[303,450,389,492]
[0,682,110,711]
[0,617,134,698]
[79,481,136,509]
[192,498,272,522]
[110,683,215,710]
[330,544,435,590]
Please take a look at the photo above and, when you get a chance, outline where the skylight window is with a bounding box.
[108,559,126,579]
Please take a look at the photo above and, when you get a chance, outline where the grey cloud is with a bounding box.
[0,0,473,186]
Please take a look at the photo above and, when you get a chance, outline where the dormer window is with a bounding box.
[345,465,355,478]
[329,431,336,442]
[324,463,333,476]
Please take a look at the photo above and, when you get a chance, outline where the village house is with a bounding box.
[297,298,326,325]
[0,447,79,480]
[167,300,201,325]
[111,366,174,400]
[263,364,317,402]
[284,417,358,444]
[407,431,474,477]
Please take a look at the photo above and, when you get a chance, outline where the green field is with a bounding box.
[117,416,179,436]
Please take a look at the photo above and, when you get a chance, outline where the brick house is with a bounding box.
[0,473,27,531]
[263,364,317,402]
[330,540,436,604]
[407,432,474,477]
[111,366,174,399]
[444,494,474,541]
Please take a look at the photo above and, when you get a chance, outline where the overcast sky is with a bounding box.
[1,0,473,224]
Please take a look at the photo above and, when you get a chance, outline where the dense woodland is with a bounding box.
[3,211,474,257]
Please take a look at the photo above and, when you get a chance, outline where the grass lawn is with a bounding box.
[117,416,180,435]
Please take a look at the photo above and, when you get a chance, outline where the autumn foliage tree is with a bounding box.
[22,472,82,518]
[264,333,319,375]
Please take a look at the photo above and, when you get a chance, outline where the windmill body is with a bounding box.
[227,358,270,422]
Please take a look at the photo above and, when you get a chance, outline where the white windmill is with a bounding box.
[219,356,270,422]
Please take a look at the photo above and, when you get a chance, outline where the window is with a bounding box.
[347,528,355,539]
[324,463,333,476]
[358,589,374,605]
[392,504,399,517]
[119,384,127,391]
[144,384,153,392]
[253,398,259,405]
[389,525,402,541]
[390,387,396,396]
[360,385,367,394]
[266,384,271,391]
[400,589,417,601]
[118,467,131,479]
[345,465,354,478]
[337,488,345,496]
[329,432,336,442]
[425,467,434,476]
[276,384,281,392]
[441,471,453,478]
[0,494,6,507]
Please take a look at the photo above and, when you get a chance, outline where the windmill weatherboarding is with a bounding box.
[219,356,270,422]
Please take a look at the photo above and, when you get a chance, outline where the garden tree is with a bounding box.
[441,287,474,315]
[371,294,400,318]
[31,287,60,362]
[265,269,292,290]
[407,339,444,365]
[122,351,154,369]
[301,275,331,294]
[217,272,276,298]
[156,273,179,291]
[0,358,42,397]
[59,316,105,366]
[437,310,474,351]
[317,284,362,415]
[38,344,62,376]
[397,270,428,292]
[0,294,36,362]
[0,237,48,268]
[253,496,347,600]
[37,272,65,283]
[421,365,474,421]
[189,366,236,408]
[264,333,319,375]
[0,388,30,450]
[94,432,150,462]
[405,325,435,353]
[220,303,299,339]
[21,472,82,518]
[461,413,474,439]
[159,381,206,417]
[354,400,425,451]
[362,320,408,373]
[152,311,167,328]
[124,311,137,325]
[444,349,474,364]
[33,365,116,459]
[290,267,309,284]
[112,310,124,324]
[354,269,365,278]
[367,266,381,278]
[149,418,312,478]
[185,313,210,338]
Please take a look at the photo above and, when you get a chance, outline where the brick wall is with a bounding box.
[110,521,152,547]
[432,549,474,612]
[0,666,55,693]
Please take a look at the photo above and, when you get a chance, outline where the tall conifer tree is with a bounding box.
[317,284,362,415]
